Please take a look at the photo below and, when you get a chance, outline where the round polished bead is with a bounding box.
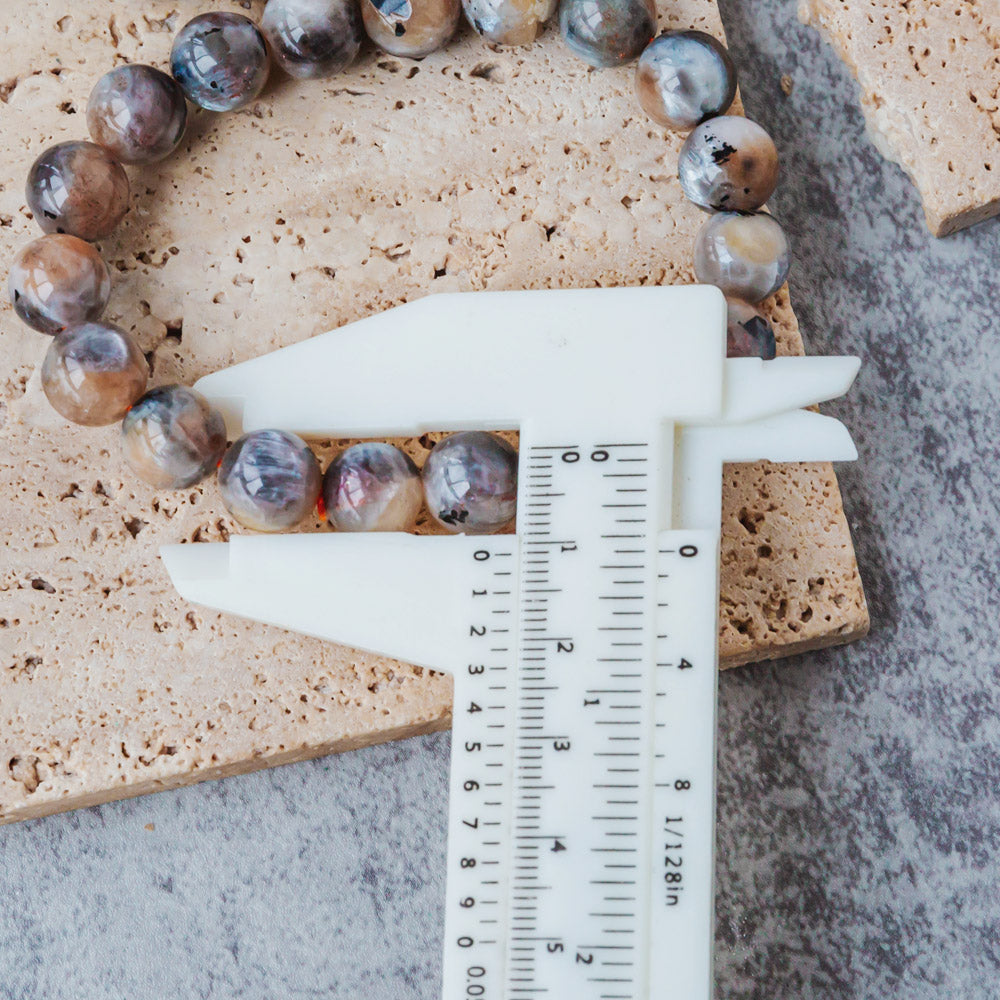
[678,115,779,212]
[263,0,363,77]
[41,322,148,426]
[364,0,460,57]
[694,211,790,303]
[171,13,270,111]
[87,65,188,165]
[8,235,111,336]
[121,385,227,489]
[558,0,655,68]
[26,141,130,242]
[218,429,321,532]
[726,297,777,359]
[462,0,555,45]
[635,31,736,131]
[423,432,518,535]
[323,442,423,531]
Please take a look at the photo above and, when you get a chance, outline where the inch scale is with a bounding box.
[161,287,859,1000]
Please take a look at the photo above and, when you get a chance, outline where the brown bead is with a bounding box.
[121,385,228,489]
[26,141,130,242]
[8,234,111,335]
[362,0,461,58]
[87,65,188,165]
[41,322,149,426]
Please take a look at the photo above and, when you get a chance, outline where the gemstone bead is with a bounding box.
[423,432,518,534]
[635,31,736,131]
[694,211,790,303]
[8,235,111,336]
[364,0,461,57]
[462,0,555,45]
[218,429,321,532]
[678,115,779,212]
[558,0,655,69]
[26,141,130,242]
[41,322,148,426]
[171,13,270,112]
[323,442,423,531]
[263,0,363,77]
[121,385,228,489]
[726,297,777,359]
[87,65,188,165]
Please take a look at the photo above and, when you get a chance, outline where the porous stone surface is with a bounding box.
[0,0,866,824]
[800,0,1000,236]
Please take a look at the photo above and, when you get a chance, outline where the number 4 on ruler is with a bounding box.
[161,287,860,1000]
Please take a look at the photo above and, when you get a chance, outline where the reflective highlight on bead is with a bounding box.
[218,429,322,532]
[726,297,777,359]
[635,31,736,131]
[423,432,518,534]
[26,141,130,242]
[171,13,270,112]
[694,211,790,303]
[8,234,111,336]
[559,0,655,68]
[263,0,363,78]
[364,0,461,57]
[87,64,188,164]
[678,115,779,212]
[323,442,423,531]
[462,0,555,46]
[122,385,227,489]
[41,322,148,426]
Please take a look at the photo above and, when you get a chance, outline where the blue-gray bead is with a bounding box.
[122,385,228,489]
[423,432,518,535]
[323,442,423,531]
[635,31,736,131]
[694,212,790,304]
[726,297,777,360]
[263,0,362,79]
[678,115,779,212]
[558,0,655,69]
[218,429,322,532]
[171,13,270,112]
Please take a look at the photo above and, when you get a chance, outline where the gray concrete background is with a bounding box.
[4,1,1000,997]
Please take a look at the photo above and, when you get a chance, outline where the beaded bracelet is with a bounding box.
[8,0,787,535]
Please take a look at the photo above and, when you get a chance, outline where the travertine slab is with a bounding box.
[0,0,867,825]
[800,0,1000,236]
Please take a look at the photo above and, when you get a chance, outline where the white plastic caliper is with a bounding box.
[161,287,859,1000]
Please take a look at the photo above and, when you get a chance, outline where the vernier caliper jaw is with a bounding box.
[160,287,860,1000]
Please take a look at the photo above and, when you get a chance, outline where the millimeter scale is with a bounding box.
[161,287,859,1000]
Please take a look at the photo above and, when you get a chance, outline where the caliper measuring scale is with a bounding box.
[161,286,860,1000]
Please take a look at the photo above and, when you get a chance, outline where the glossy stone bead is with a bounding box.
[26,141,130,242]
[218,429,322,532]
[264,0,363,77]
[558,0,655,68]
[726,297,777,360]
[121,385,228,489]
[635,31,736,131]
[694,211,790,303]
[423,432,517,535]
[171,13,270,111]
[87,65,188,165]
[41,322,148,426]
[364,0,460,57]
[678,115,779,212]
[323,442,423,531]
[8,235,111,335]
[462,0,555,45]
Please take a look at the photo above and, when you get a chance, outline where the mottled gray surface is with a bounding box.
[3,1,1000,997]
